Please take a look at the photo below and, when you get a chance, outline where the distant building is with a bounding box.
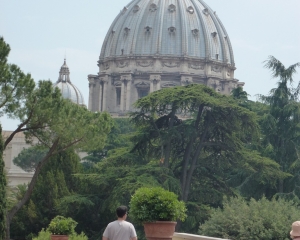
[88,0,244,114]
[3,131,35,187]
[54,59,86,107]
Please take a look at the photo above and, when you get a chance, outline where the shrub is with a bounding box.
[130,187,187,225]
[48,215,77,235]
[199,196,300,240]
[33,229,50,240]
[33,229,88,240]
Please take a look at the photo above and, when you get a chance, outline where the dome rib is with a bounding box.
[130,0,149,55]
[99,0,234,67]
[178,0,188,56]
[99,0,234,62]
[191,0,209,59]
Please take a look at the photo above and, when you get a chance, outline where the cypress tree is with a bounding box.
[0,125,6,239]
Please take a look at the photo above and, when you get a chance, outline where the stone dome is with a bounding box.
[54,59,85,106]
[100,0,234,65]
[88,0,244,114]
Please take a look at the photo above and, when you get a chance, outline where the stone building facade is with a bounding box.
[88,0,244,114]
[3,131,36,187]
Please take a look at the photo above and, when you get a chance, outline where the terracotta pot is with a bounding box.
[143,221,177,240]
[51,235,69,240]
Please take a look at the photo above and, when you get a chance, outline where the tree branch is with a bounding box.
[6,138,60,225]
[4,109,35,148]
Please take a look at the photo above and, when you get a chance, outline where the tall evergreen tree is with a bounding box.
[0,125,6,240]
[260,56,300,195]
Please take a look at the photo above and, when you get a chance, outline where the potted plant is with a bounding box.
[47,215,78,240]
[130,187,187,240]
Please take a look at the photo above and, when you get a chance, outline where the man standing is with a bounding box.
[103,206,137,240]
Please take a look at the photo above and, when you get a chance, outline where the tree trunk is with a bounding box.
[163,108,177,168]
[4,139,59,240]
[5,220,9,240]
[180,110,211,202]
[180,106,204,201]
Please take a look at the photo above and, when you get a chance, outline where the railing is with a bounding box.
[173,233,230,240]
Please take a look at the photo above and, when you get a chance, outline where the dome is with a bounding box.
[100,0,234,65]
[54,59,85,106]
[88,0,243,114]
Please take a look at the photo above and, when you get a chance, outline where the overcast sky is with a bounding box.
[0,0,300,130]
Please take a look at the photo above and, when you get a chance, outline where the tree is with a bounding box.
[259,56,300,195]
[13,146,46,172]
[231,86,249,108]
[4,95,112,239]
[131,84,279,203]
[130,85,288,232]
[10,149,82,239]
[57,117,179,239]
[0,37,113,239]
[0,37,36,238]
[199,196,299,240]
[82,118,135,168]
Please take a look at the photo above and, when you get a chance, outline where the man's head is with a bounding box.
[116,206,128,218]
[291,221,300,238]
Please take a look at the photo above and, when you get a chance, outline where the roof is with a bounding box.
[100,0,234,66]
[54,59,85,106]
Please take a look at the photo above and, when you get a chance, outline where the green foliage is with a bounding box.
[68,145,181,239]
[33,228,88,240]
[231,86,250,108]
[0,37,35,117]
[258,56,300,196]
[128,84,287,233]
[130,187,187,225]
[32,229,50,240]
[199,196,299,240]
[131,84,282,205]
[70,232,88,240]
[10,150,81,239]
[13,146,47,172]
[48,215,77,235]
[82,117,136,168]
[0,125,6,240]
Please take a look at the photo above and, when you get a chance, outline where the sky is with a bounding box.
[0,0,299,130]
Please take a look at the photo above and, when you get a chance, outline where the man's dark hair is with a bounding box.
[116,206,127,218]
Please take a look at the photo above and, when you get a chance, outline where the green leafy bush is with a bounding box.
[130,187,187,225]
[199,196,300,240]
[33,229,88,240]
[33,229,50,240]
[48,215,77,235]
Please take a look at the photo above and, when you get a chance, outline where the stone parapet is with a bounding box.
[173,233,230,240]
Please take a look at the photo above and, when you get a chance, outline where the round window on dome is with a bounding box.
[187,6,194,14]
